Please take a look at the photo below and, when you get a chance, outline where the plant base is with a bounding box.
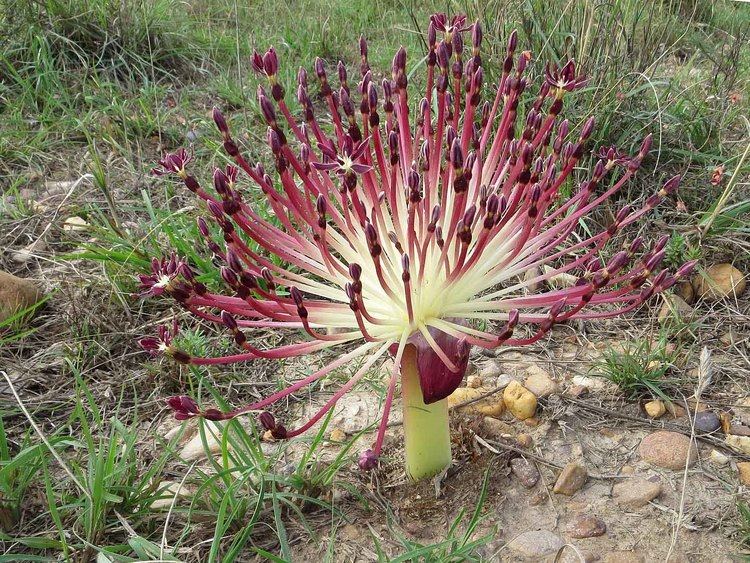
[401,345,452,480]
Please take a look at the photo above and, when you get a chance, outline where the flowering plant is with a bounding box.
[140,14,693,480]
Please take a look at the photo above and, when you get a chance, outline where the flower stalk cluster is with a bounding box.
[141,14,694,479]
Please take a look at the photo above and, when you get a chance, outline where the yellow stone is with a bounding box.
[448,387,505,417]
[644,400,666,419]
[737,462,750,486]
[329,427,346,443]
[503,381,537,420]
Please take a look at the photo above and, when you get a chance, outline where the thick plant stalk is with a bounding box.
[401,345,451,480]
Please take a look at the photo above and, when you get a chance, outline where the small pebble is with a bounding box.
[708,449,730,466]
[523,416,540,427]
[665,403,686,418]
[567,384,589,398]
[567,513,607,539]
[644,400,666,419]
[329,427,346,442]
[613,477,661,509]
[62,215,89,231]
[0,270,44,324]
[505,530,564,559]
[466,374,482,388]
[529,490,548,506]
[510,458,540,488]
[693,263,746,300]
[553,461,588,496]
[728,424,750,437]
[516,433,533,448]
[180,421,226,461]
[482,416,514,438]
[448,386,505,417]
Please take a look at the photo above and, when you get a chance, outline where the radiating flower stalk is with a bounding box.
[140,14,694,480]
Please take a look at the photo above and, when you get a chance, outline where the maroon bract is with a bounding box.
[140,15,693,477]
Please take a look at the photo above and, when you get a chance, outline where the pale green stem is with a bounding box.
[401,345,452,480]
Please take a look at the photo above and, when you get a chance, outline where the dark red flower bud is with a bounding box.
[197,217,210,237]
[472,20,482,50]
[452,30,464,56]
[263,47,279,76]
[676,260,696,278]
[401,254,411,282]
[258,94,276,127]
[290,286,304,306]
[607,251,629,274]
[337,61,348,87]
[226,248,244,273]
[437,42,450,70]
[662,175,681,194]
[207,200,224,219]
[507,29,518,53]
[450,138,463,169]
[213,168,229,195]
[645,249,666,272]
[628,237,644,254]
[393,46,406,73]
[580,117,595,140]
[314,57,326,79]
[167,396,200,419]
[259,411,276,431]
[463,205,476,228]
[213,107,229,138]
[261,267,275,290]
[221,267,239,287]
[221,310,238,331]
[358,449,378,470]
[251,50,264,74]
[639,134,653,158]
[428,22,437,49]
[316,194,327,216]
[267,128,282,154]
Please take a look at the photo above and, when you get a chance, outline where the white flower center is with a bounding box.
[154,274,172,288]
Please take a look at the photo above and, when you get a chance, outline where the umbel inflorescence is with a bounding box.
[141,13,693,477]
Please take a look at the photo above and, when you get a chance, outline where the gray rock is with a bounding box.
[505,530,565,559]
[727,434,750,455]
[613,476,661,509]
[478,361,504,380]
[524,366,560,398]
[510,458,540,488]
[694,411,721,434]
